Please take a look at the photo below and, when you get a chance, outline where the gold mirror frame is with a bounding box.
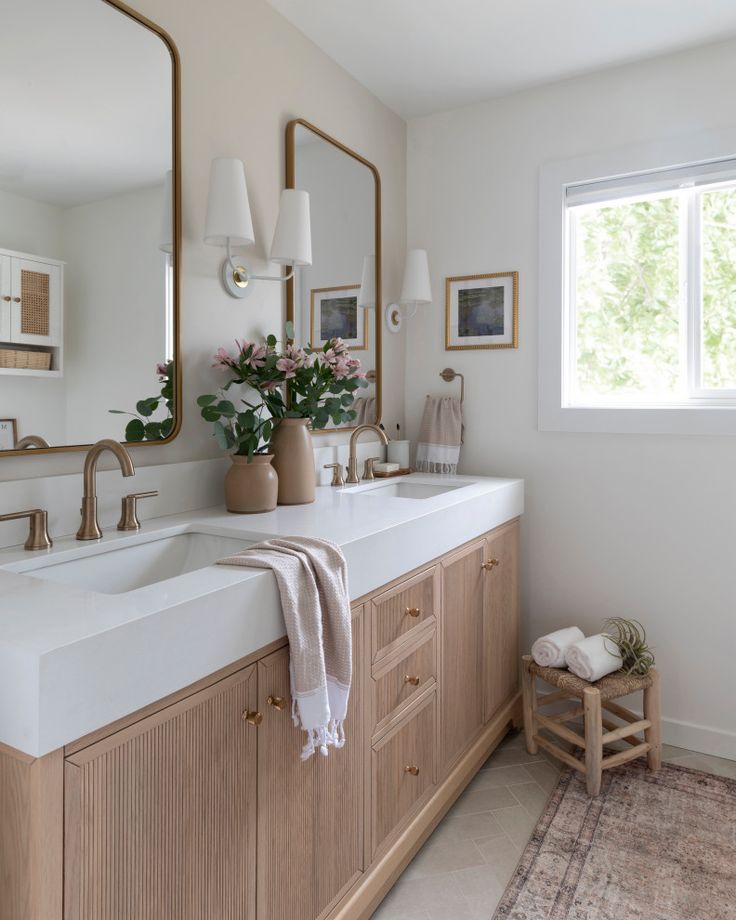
[285,118,382,433]
[2,0,182,459]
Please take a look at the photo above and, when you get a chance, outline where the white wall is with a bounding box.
[0,0,406,481]
[0,188,68,445]
[406,39,736,757]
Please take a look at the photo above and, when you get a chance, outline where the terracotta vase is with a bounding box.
[270,418,316,505]
[224,454,278,514]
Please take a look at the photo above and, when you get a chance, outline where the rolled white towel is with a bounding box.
[565,634,623,682]
[531,627,585,668]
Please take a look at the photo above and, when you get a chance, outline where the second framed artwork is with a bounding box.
[445,271,518,350]
[310,284,368,351]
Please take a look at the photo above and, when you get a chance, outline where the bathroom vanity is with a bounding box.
[0,473,522,920]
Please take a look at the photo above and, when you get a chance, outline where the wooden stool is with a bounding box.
[521,655,661,796]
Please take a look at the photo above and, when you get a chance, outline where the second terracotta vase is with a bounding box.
[270,418,316,505]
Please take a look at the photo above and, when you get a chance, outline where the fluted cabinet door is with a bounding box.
[441,540,485,770]
[257,606,364,920]
[483,520,520,722]
[64,666,258,920]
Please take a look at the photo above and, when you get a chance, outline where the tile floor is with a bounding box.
[370,730,736,920]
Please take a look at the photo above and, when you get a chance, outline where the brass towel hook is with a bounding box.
[439,367,464,404]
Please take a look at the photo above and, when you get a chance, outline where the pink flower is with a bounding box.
[245,344,267,369]
[332,337,348,355]
[333,359,351,380]
[276,357,299,379]
[261,380,278,392]
[156,362,169,376]
[213,346,234,368]
[322,348,337,365]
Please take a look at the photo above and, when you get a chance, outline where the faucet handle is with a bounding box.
[323,463,345,487]
[362,457,382,481]
[0,509,52,551]
[117,491,158,532]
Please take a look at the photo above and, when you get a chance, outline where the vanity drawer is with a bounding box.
[371,687,437,856]
[372,627,437,733]
[371,565,439,665]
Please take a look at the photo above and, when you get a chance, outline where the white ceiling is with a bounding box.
[268,0,736,118]
[0,0,171,208]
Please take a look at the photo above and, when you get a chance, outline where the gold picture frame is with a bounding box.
[445,271,519,350]
[309,284,368,351]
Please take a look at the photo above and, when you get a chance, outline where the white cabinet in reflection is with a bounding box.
[0,247,64,374]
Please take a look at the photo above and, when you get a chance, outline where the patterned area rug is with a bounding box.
[493,759,736,920]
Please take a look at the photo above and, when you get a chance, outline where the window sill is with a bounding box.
[539,403,736,436]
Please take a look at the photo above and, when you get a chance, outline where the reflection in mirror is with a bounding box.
[287,121,380,430]
[0,0,177,454]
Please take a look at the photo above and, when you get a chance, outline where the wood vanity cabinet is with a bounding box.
[0,519,521,920]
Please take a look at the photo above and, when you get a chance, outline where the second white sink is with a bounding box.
[355,481,466,500]
[22,531,253,595]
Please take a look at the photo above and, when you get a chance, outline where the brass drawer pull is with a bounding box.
[404,764,420,776]
[12,297,20,303]
[242,710,263,726]
[267,695,287,711]
[404,675,420,686]
[2,296,10,302]
[405,606,421,618]
[481,558,499,571]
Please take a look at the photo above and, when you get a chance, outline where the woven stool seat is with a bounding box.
[528,662,653,702]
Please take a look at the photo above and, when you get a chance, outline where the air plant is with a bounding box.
[603,618,655,676]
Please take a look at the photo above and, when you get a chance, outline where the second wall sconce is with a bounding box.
[204,157,312,298]
[385,249,432,333]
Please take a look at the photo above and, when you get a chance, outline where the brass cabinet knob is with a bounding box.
[2,295,10,302]
[267,695,287,711]
[481,558,500,571]
[12,297,21,303]
[405,606,421,618]
[242,710,263,726]
[404,764,420,776]
[404,675,420,686]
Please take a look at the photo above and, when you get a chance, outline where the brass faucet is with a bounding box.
[14,435,50,449]
[0,509,53,550]
[346,424,388,484]
[77,439,135,540]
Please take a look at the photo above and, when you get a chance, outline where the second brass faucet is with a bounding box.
[346,424,389,484]
[77,439,135,540]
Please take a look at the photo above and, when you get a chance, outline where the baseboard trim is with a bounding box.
[328,693,522,920]
[663,716,736,761]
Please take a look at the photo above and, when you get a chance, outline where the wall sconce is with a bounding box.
[385,249,432,333]
[204,157,312,298]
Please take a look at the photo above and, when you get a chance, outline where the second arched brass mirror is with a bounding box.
[285,119,381,432]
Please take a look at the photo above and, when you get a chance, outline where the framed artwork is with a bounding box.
[310,284,368,351]
[0,418,18,450]
[445,271,519,350]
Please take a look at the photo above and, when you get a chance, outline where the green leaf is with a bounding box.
[266,334,277,348]
[201,406,221,423]
[125,419,145,441]
[285,320,295,340]
[197,394,218,407]
[216,399,236,417]
[144,422,162,440]
[160,417,174,437]
[136,399,154,418]
[213,420,231,450]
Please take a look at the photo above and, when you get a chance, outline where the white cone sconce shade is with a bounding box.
[386,248,432,333]
[270,189,312,267]
[400,249,432,306]
[358,255,376,308]
[204,157,255,247]
[159,170,173,254]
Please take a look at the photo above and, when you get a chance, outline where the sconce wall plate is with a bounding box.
[221,259,254,298]
[385,303,403,334]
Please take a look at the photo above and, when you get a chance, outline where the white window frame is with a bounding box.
[539,129,736,435]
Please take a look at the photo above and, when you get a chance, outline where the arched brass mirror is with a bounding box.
[0,0,181,457]
[285,119,381,432]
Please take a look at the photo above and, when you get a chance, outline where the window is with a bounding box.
[567,165,736,406]
[539,139,736,435]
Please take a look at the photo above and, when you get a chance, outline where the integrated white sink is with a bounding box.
[19,531,253,595]
[353,480,467,500]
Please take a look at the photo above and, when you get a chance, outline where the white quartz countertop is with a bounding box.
[0,473,523,757]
